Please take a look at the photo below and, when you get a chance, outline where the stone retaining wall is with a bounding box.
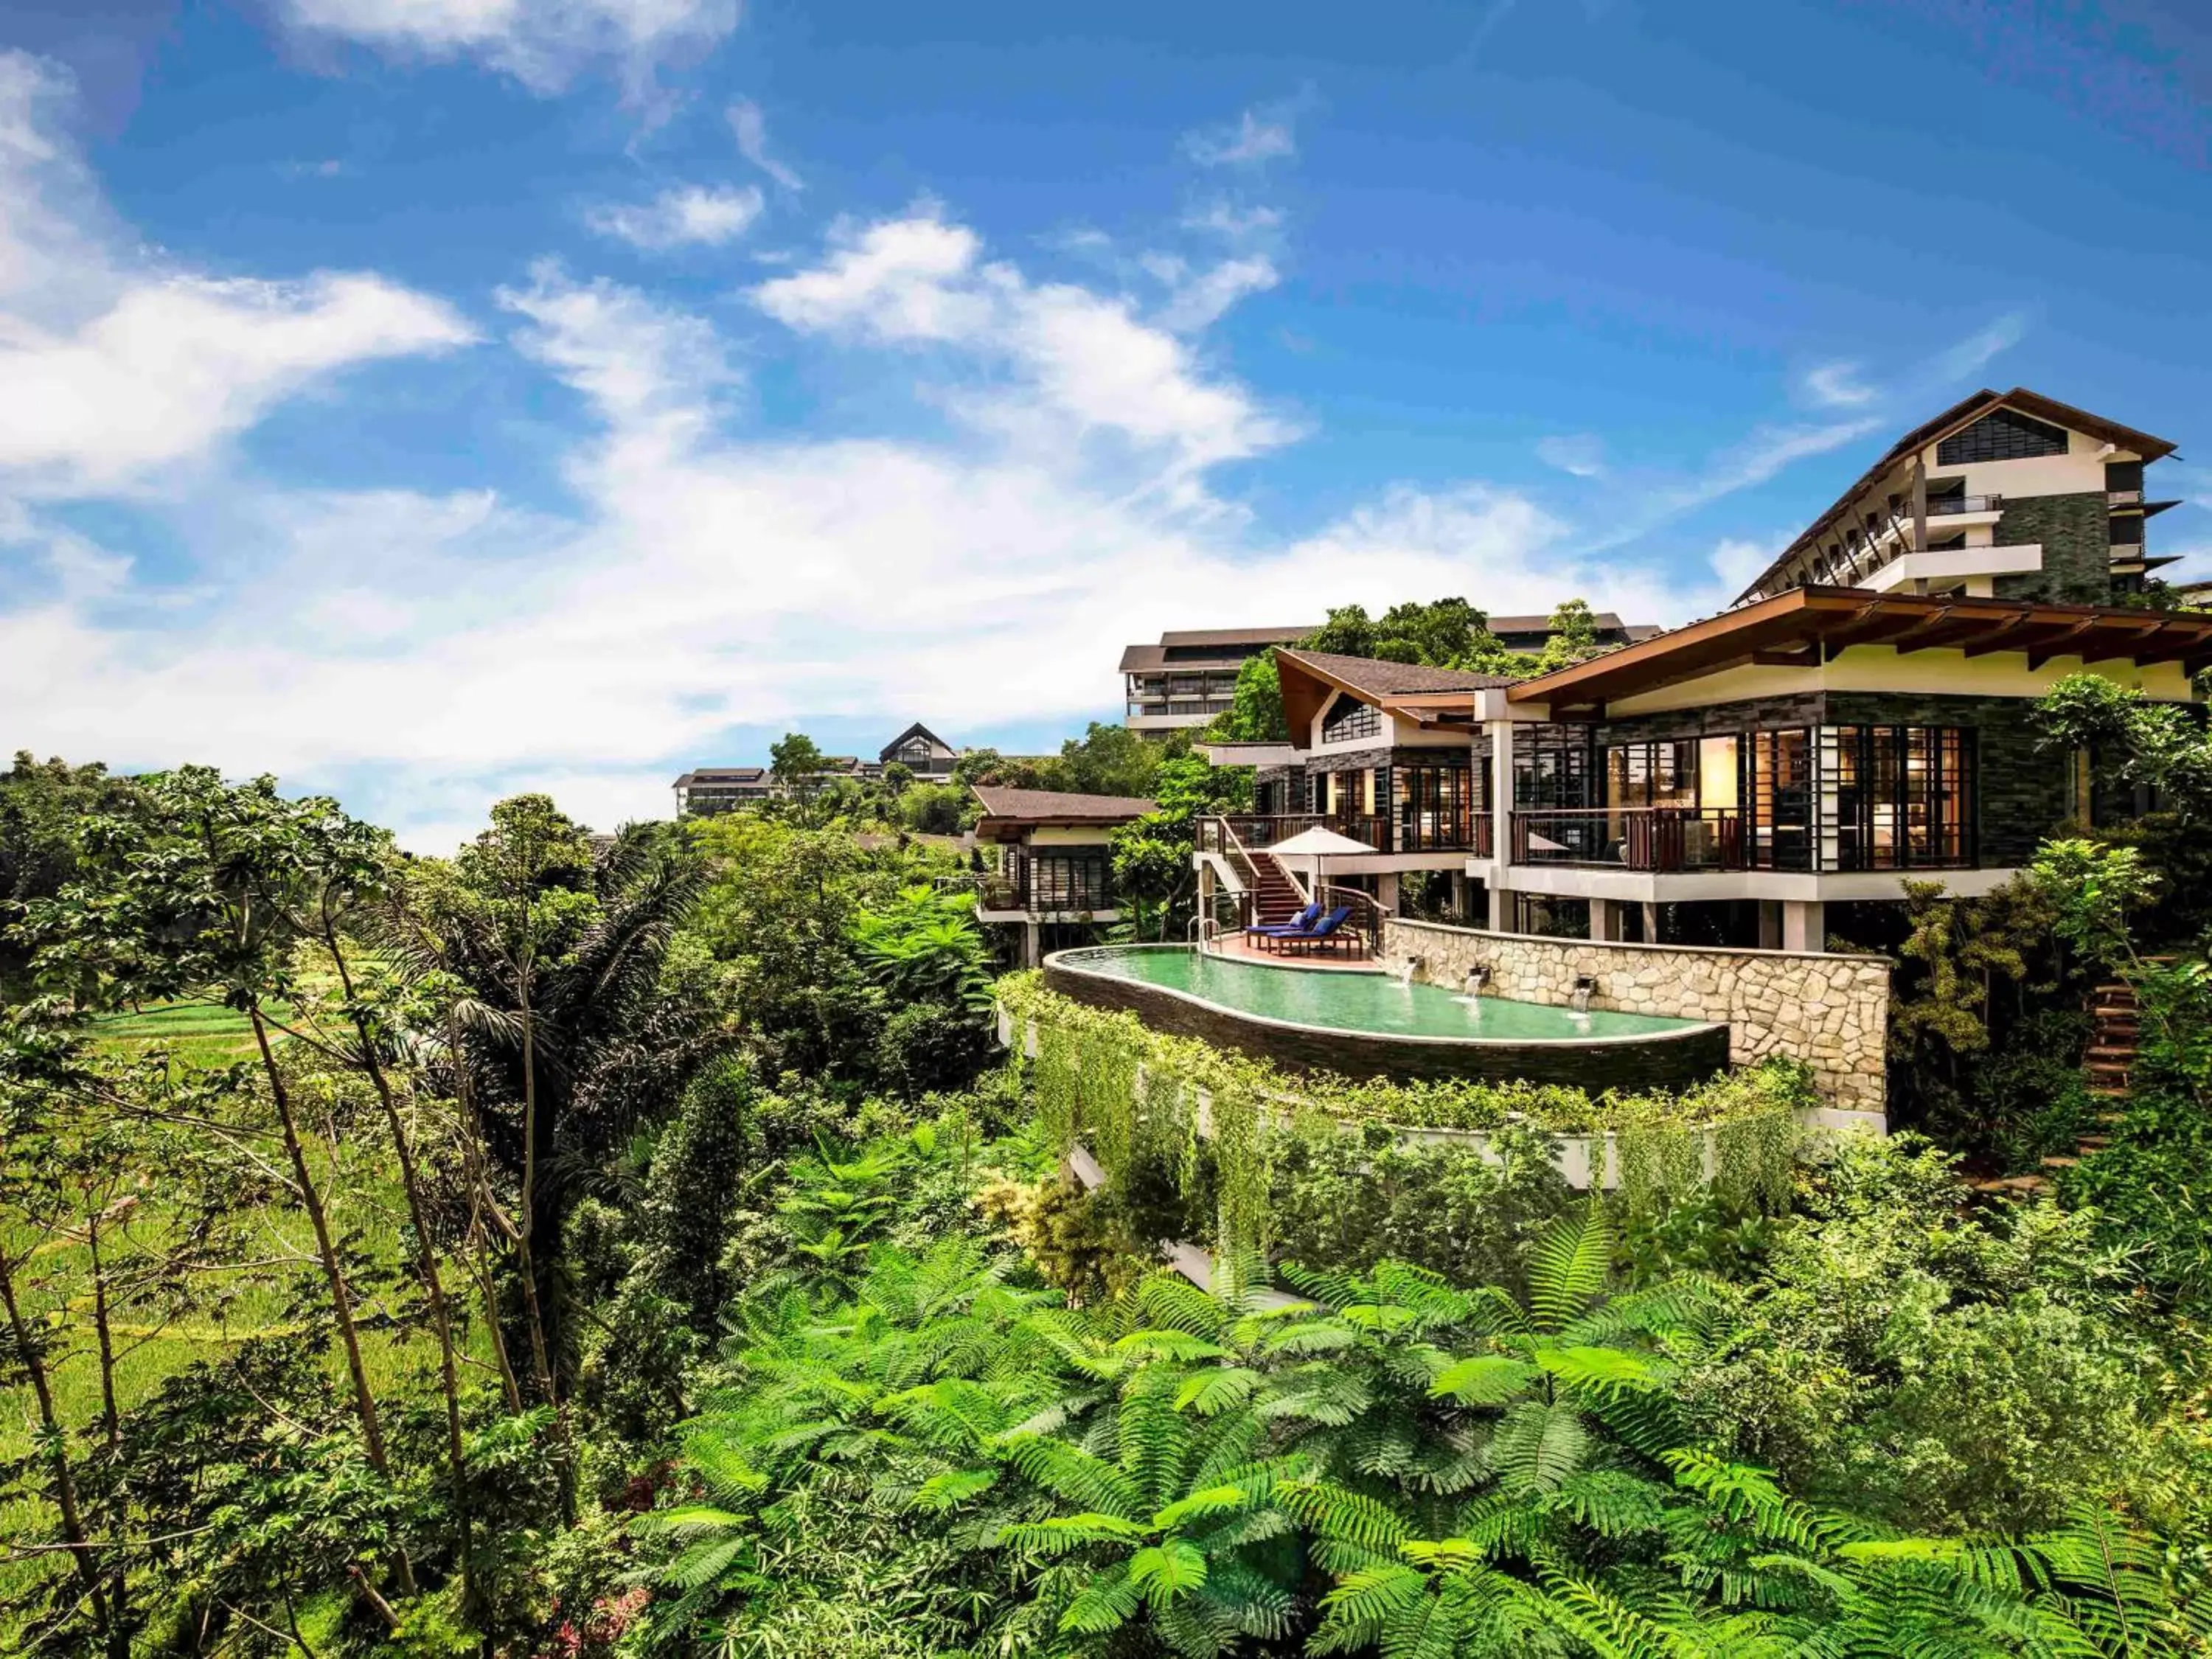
[1380,919,1891,1110]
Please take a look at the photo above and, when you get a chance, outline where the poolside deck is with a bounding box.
[1203,934,1383,972]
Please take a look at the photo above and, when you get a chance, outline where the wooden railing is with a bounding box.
[1202,813,1390,852]
[1512,807,1745,872]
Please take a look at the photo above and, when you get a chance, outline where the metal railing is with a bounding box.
[1512,807,1746,872]
[1925,493,2003,517]
[1204,813,1390,852]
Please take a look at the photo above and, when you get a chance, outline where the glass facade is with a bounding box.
[1509,723,1978,872]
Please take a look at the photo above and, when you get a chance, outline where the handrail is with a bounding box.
[1925,493,2003,517]
[1317,882,1387,956]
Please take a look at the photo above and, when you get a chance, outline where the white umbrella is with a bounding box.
[1264,825,1379,895]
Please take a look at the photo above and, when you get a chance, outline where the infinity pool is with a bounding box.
[1040,945,1728,1087]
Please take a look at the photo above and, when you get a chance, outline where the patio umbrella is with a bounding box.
[1265,824,1378,894]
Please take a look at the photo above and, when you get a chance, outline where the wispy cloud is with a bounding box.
[272,0,740,99]
[1536,433,1606,478]
[1184,107,1297,167]
[585,184,764,250]
[1801,360,1876,408]
[1932,310,2028,383]
[728,99,802,190]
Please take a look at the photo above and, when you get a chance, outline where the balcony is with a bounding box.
[1206,813,1390,852]
[1513,807,1745,872]
[1925,493,2003,518]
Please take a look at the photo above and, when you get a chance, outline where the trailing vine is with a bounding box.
[995,973,1809,1250]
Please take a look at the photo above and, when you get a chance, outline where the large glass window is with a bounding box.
[1747,728,1815,871]
[1024,851,1110,910]
[1396,765,1475,852]
[1820,726,1974,869]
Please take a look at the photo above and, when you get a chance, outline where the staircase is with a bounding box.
[1246,853,1310,928]
[1975,978,2142,1198]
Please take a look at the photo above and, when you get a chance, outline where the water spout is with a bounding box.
[1463,965,1492,997]
[1394,956,1422,988]
[1569,975,1596,1015]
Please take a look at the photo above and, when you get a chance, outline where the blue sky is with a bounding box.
[3,0,2208,847]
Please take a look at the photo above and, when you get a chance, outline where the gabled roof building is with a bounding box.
[1189,390,2209,956]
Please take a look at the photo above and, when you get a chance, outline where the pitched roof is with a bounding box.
[1158,625,1318,648]
[673,767,767,786]
[1736,388,2181,603]
[1510,585,2212,712]
[879,720,955,760]
[970,786,1158,823]
[1276,647,1521,698]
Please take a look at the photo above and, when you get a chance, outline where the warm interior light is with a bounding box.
[1700,736,1740,810]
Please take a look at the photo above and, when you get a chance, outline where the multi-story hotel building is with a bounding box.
[1197,390,2208,954]
[1119,613,1658,731]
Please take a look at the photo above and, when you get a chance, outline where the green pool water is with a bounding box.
[1055,947,1710,1043]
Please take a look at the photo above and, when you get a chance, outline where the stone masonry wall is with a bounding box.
[1381,918,1891,1110]
[1993,491,2113,605]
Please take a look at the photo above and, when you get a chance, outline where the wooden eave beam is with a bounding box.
[2025,618,2107,670]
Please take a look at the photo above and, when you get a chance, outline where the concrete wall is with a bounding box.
[1381,917,1891,1110]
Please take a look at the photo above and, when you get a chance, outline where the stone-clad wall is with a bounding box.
[1994,491,2112,605]
[1381,918,1891,1110]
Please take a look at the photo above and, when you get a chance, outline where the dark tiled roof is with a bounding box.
[971,786,1158,821]
[1158,625,1318,647]
[1276,647,1521,698]
[674,768,767,786]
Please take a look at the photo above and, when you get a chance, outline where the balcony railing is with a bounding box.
[1925,493,2003,517]
[1204,813,1390,853]
[1513,807,1745,872]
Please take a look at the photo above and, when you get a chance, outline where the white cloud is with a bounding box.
[1184,108,1296,167]
[728,99,801,189]
[1801,360,1875,408]
[1144,253,1280,333]
[1536,433,1606,478]
[585,182,763,249]
[0,52,472,497]
[274,0,740,95]
[4,81,1736,848]
[1186,201,1283,239]
[1933,311,2028,383]
[754,209,1294,485]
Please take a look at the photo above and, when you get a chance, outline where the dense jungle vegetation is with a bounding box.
[4,660,2212,1657]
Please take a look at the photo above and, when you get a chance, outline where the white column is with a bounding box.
[1024,922,1041,967]
[1641,902,1661,942]
[1781,900,1825,953]
[1590,898,1621,941]
[1487,717,1515,934]
[1375,872,1400,914]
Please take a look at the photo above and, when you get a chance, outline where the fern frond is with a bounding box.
[1527,1203,1610,1335]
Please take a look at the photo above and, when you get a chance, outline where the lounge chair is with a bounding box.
[1278,905,1355,956]
[1245,901,1321,950]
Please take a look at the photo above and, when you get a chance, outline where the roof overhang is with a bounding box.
[1275,653,1486,745]
[1508,586,2212,715]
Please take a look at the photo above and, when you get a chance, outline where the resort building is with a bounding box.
[880,722,959,778]
[672,767,778,814]
[1734,387,2182,605]
[1119,615,1657,730]
[673,723,963,813]
[1192,391,2211,956]
[971,785,1158,965]
[1121,627,1317,731]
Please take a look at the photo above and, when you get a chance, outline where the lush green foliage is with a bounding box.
[4,759,2210,1656]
